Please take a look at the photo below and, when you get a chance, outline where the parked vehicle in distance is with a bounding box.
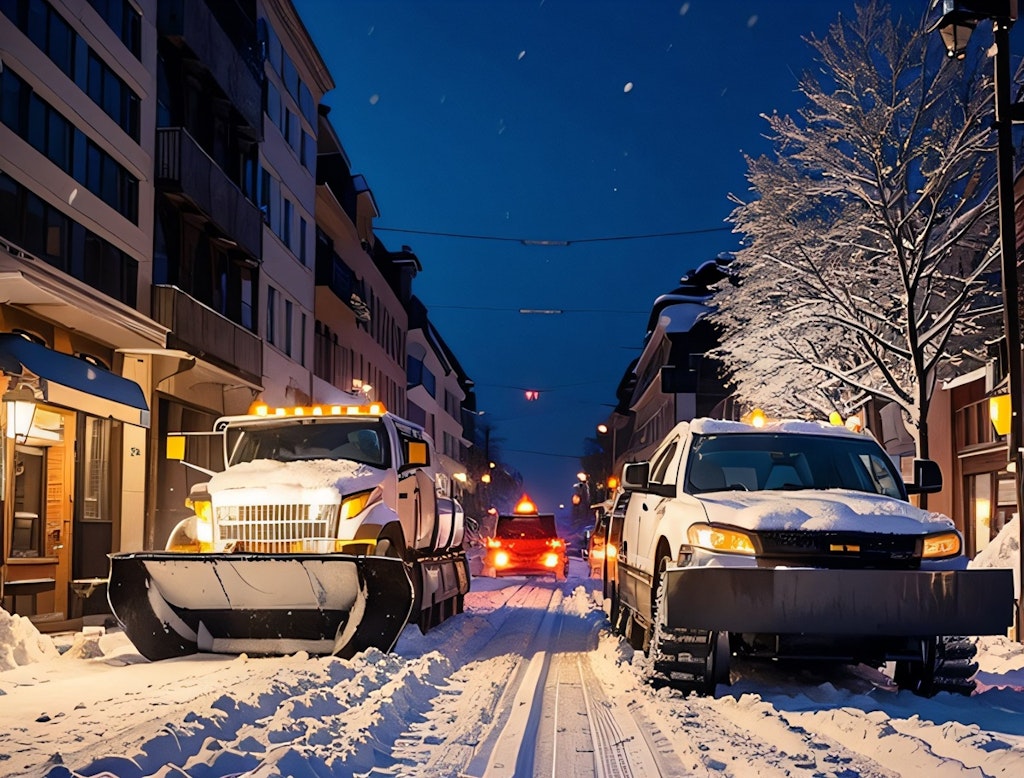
[613,412,1015,697]
[480,495,568,581]
[587,500,612,578]
[600,489,629,600]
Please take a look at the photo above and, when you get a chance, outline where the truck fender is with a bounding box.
[350,503,402,542]
[164,515,203,551]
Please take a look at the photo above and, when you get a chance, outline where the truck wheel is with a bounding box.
[644,556,722,696]
[609,581,621,632]
[894,636,978,697]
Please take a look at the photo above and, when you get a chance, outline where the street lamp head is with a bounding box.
[597,423,609,434]
[929,0,1019,60]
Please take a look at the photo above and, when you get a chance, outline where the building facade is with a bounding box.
[1,0,476,628]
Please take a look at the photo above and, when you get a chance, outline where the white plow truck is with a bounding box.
[108,401,470,661]
[614,415,1015,697]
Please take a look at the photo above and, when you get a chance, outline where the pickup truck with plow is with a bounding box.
[612,414,1015,696]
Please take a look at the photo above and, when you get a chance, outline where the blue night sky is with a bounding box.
[290,1,964,511]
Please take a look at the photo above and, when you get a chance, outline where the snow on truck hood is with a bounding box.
[697,489,955,534]
[207,459,384,497]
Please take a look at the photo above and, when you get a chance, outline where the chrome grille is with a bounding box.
[215,504,337,546]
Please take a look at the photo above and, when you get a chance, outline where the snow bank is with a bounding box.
[0,607,59,671]
[969,514,1021,595]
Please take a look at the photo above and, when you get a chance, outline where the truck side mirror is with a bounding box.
[166,434,186,461]
[404,440,429,468]
[906,458,942,494]
[622,462,650,490]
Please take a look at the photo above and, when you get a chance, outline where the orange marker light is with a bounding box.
[514,495,537,514]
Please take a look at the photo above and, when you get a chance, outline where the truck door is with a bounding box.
[621,437,681,618]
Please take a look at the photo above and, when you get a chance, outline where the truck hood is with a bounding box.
[696,489,955,534]
[207,459,384,499]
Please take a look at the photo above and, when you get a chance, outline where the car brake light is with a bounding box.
[494,550,510,567]
[543,553,560,568]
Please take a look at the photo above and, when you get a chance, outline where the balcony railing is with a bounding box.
[152,285,262,383]
[156,127,261,259]
[157,0,262,132]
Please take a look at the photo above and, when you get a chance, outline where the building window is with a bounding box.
[300,313,307,366]
[282,197,292,248]
[299,217,307,265]
[284,299,293,357]
[86,0,141,58]
[267,285,277,345]
[0,171,137,306]
[0,66,138,222]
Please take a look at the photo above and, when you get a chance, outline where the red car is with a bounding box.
[481,495,568,581]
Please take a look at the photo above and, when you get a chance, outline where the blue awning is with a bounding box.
[0,333,150,428]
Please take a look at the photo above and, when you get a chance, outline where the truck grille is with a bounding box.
[755,530,919,569]
[215,504,337,550]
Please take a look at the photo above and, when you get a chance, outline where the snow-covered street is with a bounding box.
[1,556,1023,778]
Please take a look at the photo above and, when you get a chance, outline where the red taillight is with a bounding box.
[494,550,510,568]
[542,553,560,568]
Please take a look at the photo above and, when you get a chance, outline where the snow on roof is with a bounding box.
[688,417,862,439]
[659,301,710,334]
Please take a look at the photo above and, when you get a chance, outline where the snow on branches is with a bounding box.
[711,0,1008,457]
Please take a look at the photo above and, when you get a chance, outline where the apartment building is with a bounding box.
[0,0,160,622]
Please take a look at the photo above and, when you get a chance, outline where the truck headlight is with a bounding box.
[687,523,756,555]
[922,531,961,559]
[340,489,375,520]
[184,494,214,545]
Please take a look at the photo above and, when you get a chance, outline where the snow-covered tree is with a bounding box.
[711,0,1006,458]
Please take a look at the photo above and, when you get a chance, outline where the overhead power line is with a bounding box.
[429,304,647,314]
[373,225,732,244]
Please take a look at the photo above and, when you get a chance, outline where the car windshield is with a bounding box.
[685,432,904,499]
[496,514,558,540]
[228,419,390,468]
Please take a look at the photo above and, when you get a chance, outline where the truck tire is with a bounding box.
[608,581,621,633]
[893,636,979,697]
[643,555,726,696]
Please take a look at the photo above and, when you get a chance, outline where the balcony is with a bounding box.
[156,127,261,259]
[152,285,262,384]
[157,0,262,132]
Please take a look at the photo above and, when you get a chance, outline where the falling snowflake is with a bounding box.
[747,15,758,28]
[624,82,633,93]
[369,94,380,105]
[679,2,690,15]
[517,50,526,60]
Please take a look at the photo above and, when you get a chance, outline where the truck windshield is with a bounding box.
[228,419,390,468]
[686,433,904,499]
[496,514,558,540]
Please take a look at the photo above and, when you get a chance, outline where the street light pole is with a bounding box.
[992,15,1024,641]
[934,0,1024,640]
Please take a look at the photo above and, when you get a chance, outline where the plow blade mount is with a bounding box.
[662,567,1015,637]
[107,552,414,662]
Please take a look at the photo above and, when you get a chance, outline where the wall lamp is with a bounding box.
[4,385,38,443]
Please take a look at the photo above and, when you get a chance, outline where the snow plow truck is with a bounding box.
[107,400,471,661]
[613,413,1015,697]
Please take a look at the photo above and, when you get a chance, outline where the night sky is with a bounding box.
[292,1,979,511]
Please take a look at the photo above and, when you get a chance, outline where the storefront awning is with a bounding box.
[0,333,150,428]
